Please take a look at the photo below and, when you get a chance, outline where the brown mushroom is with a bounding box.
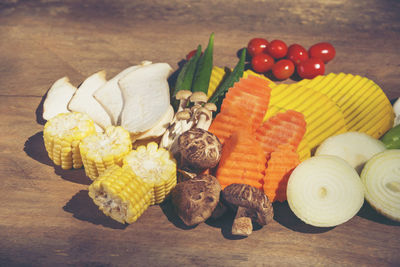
[177,128,222,172]
[171,174,222,226]
[189,91,208,106]
[175,90,192,112]
[222,183,274,236]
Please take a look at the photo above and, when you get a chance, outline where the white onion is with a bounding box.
[360,149,400,221]
[315,131,386,173]
[287,155,365,227]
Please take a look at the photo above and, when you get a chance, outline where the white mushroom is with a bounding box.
[175,90,192,112]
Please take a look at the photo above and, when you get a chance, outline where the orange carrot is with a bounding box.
[209,75,272,144]
[220,75,271,132]
[263,144,300,202]
[215,130,266,190]
[255,110,306,159]
[208,106,251,144]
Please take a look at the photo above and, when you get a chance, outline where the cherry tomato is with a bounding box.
[272,59,295,80]
[287,44,309,65]
[267,40,288,59]
[308,42,336,63]
[247,38,269,57]
[251,53,275,73]
[297,58,325,79]
[186,49,198,60]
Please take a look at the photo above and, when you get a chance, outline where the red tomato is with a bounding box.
[297,58,325,79]
[308,42,336,63]
[287,44,309,65]
[186,49,198,60]
[267,40,288,59]
[272,59,295,80]
[251,53,275,73]
[247,38,269,57]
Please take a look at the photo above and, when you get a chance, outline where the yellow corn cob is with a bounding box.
[264,83,348,150]
[123,142,177,205]
[298,72,395,138]
[43,112,96,169]
[88,165,152,224]
[80,126,132,180]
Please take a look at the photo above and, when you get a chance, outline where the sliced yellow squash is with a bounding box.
[298,73,394,138]
[265,83,348,150]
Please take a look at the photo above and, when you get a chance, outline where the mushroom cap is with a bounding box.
[194,107,212,120]
[171,174,222,226]
[178,128,222,171]
[204,102,217,112]
[190,91,208,103]
[175,110,191,120]
[222,183,274,226]
[175,90,192,100]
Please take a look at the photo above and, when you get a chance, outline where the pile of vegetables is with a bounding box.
[39,32,400,238]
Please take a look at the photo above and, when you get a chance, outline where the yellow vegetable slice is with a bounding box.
[298,73,395,138]
[265,83,347,150]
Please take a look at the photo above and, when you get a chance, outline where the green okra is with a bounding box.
[208,48,246,105]
[381,124,400,149]
[191,33,214,93]
[172,45,202,109]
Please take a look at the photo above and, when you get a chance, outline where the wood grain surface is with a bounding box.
[1,0,400,266]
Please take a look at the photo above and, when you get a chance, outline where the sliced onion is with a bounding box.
[287,155,365,227]
[361,149,400,221]
[315,131,386,173]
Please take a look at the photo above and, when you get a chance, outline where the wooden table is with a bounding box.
[1,0,399,266]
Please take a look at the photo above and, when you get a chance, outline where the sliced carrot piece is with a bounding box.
[208,106,250,144]
[255,110,306,158]
[215,130,266,190]
[263,144,300,202]
[220,75,271,132]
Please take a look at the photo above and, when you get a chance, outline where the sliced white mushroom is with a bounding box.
[94,61,152,125]
[134,105,175,140]
[118,62,173,135]
[42,77,77,121]
[68,70,111,130]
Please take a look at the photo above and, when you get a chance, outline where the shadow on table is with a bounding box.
[272,201,335,233]
[63,189,128,230]
[159,198,199,231]
[160,197,334,239]
[24,131,91,185]
[357,202,400,226]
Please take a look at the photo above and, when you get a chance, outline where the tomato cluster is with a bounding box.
[247,38,335,80]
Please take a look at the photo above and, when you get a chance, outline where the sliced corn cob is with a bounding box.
[80,126,132,180]
[123,142,177,205]
[88,165,152,224]
[43,112,96,169]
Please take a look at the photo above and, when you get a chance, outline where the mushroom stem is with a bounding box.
[232,206,253,236]
[194,107,212,130]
